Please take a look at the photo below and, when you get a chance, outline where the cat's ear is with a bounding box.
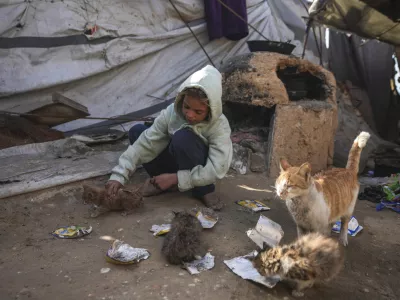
[172,211,178,216]
[279,158,291,172]
[298,162,311,182]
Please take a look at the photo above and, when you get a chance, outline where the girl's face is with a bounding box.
[182,95,209,125]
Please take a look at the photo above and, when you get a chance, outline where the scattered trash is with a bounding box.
[105,239,150,265]
[376,201,400,213]
[150,224,172,236]
[183,252,215,275]
[51,225,92,239]
[224,250,280,288]
[332,216,363,236]
[100,268,110,274]
[99,235,116,241]
[358,176,396,187]
[246,215,284,248]
[191,207,219,229]
[230,143,251,175]
[150,208,219,236]
[360,174,400,213]
[382,174,400,201]
[236,199,270,212]
[359,186,385,203]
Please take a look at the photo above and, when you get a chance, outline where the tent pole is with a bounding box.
[311,24,323,65]
[169,0,215,67]
[302,19,313,59]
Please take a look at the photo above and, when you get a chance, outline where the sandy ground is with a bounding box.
[0,171,400,300]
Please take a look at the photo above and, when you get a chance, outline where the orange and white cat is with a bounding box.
[275,131,370,246]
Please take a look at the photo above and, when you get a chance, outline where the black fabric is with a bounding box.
[328,31,395,138]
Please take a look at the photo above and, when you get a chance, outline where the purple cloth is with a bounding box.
[204,0,249,41]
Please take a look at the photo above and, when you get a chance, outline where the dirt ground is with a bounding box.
[1,171,400,300]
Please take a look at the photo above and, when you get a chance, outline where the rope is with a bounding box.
[169,0,215,67]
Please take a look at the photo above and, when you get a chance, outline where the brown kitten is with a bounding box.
[82,184,143,217]
[162,211,203,265]
[252,233,344,297]
[275,131,370,246]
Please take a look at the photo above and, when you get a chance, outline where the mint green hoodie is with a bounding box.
[109,65,233,191]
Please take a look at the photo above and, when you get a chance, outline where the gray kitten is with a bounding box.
[162,211,203,265]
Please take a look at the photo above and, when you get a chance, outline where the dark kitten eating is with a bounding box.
[162,211,203,265]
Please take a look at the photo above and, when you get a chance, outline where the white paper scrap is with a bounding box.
[183,252,215,275]
[332,216,363,236]
[196,211,218,229]
[150,224,171,236]
[224,251,280,288]
[246,215,284,248]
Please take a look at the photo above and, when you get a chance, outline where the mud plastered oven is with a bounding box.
[221,52,338,178]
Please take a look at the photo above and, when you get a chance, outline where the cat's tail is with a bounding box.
[346,131,371,173]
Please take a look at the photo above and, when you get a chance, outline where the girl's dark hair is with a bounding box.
[182,87,211,121]
[184,87,207,100]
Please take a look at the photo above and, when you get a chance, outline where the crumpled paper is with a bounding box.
[236,199,270,212]
[246,215,284,248]
[183,252,215,275]
[224,251,280,288]
[51,225,92,239]
[332,216,363,236]
[150,224,171,236]
[150,209,219,236]
[195,211,218,229]
[106,239,150,264]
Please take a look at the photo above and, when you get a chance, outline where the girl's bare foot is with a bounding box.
[198,192,224,211]
[142,179,179,197]
[142,179,164,197]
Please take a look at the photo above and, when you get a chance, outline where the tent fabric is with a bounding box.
[0,0,319,132]
[327,31,395,138]
[309,0,400,46]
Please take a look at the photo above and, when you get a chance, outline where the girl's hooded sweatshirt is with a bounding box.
[109,65,233,191]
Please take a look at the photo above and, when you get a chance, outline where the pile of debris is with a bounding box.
[334,83,400,175]
[359,174,400,213]
[0,114,64,149]
[0,91,89,150]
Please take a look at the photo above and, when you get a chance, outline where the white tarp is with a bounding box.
[0,0,318,132]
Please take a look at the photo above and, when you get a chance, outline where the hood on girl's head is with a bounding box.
[174,65,222,124]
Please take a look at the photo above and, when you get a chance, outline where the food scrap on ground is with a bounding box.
[51,225,93,239]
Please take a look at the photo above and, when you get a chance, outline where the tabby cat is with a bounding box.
[82,184,143,217]
[252,233,344,297]
[275,131,370,246]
